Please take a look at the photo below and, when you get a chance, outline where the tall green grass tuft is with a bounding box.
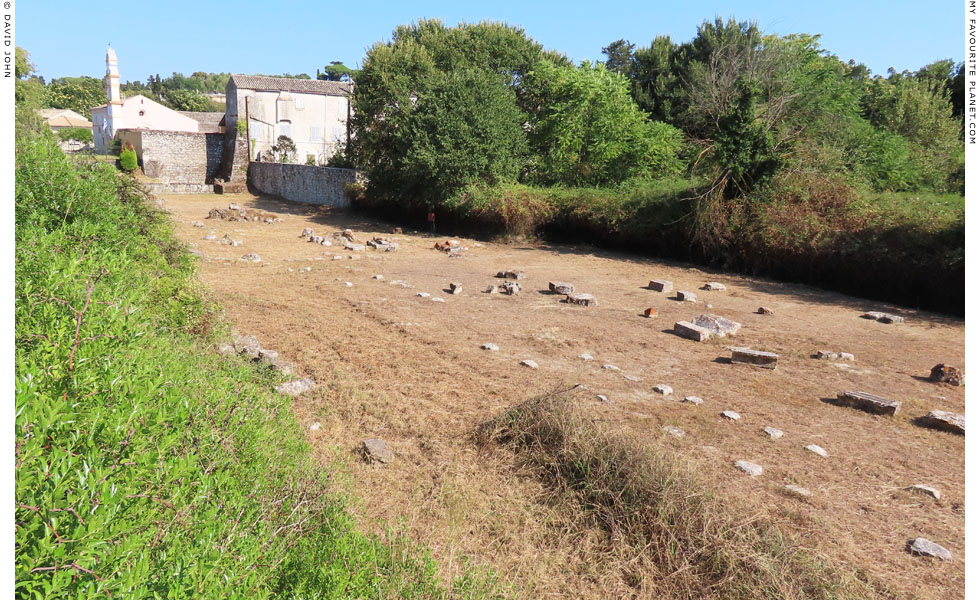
[14,126,497,598]
[478,389,893,599]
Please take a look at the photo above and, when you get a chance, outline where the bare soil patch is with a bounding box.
[164,191,964,599]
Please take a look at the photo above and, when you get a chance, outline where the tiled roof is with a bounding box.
[37,108,92,128]
[228,75,350,96]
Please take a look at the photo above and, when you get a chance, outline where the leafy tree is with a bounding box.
[319,61,358,82]
[162,88,221,111]
[271,135,297,163]
[601,39,635,76]
[56,127,93,143]
[525,60,683,185]
[14,47,47,112]
[47,76,106,119]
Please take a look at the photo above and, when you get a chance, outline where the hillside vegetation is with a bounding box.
[342,18,964,314]
[13,124,498,598]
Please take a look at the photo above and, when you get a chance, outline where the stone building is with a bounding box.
[225,75,350,164]
[90,47,202,153]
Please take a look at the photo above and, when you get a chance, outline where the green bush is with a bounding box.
[119,143,138,171]
[56,127,93,143]
[15,130,496,597]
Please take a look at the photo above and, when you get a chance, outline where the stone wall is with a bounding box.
[248,162,356,207]
[117,129,248,194]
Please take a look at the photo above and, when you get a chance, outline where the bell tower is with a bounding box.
[103,46,124,141]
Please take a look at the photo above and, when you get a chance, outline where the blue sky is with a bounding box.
[17,1,964,81]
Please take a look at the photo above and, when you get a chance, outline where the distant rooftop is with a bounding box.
[179,111,224,133]
[38,108,92,128]
[228,75,350,96]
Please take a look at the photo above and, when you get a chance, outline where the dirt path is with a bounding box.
[164,192,964,599]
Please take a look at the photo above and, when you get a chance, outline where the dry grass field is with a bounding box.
[164,191,964,599]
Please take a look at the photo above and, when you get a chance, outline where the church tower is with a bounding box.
[103,46,124,142]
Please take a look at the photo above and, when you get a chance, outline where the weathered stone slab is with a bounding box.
[693,314,741,337]
[362,439,394,464]
[804,444,829,457]
[907,484,941,500]
[648,280,673,292]
[234,335,260,359]
[257,348,279,365]
[416,292,431,298]
[730,347,778,369]
[835,391,901,416]
[701,282,727,291]
[214,342,236,357]
[653,384,673,395]
[817,351,855,361]
[481,342,499,351]
[373,274,384,280]
[784,485,812,498]
[674,321,712,342]
[449,282,464,294]
[721,410,741,421]
[623,374,641,382]
[432,297,445,303]
[496,269,525,280]
[579,352,594,361]
[276,377,314,397]
[929,364,964,386]
[735,460,763,476]
[549,281,575,294]
[918,410,965,435]
[239,253,261,263]
[763,427,783,439]
[566,293,597,307]
[501,281,521,295]
[908,538,952,561]
[662,425,685,438]
[682,396,704,405]
[520,359,539,369]
[862,311,905,324]
[602,364,620,371]
[596,394,609,403]
[676,290,697,302]
[757,306,775,315]
[485,285,500,294]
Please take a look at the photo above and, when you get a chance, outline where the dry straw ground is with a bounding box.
[165,191,964,599]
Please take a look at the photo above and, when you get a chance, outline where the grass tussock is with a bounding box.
[477,388,892,600]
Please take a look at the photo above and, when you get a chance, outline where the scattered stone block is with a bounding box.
[721,410,741,421]
[862,311,905,324]
[501,281,521,295]
[735,460,763,476]
[234,335,261,360]
[373,274,384,280]
[623,374,641,382]
[929,364,964,386]
[416,292,431,298]
[648,280,673,292]
[549,281,575,294]
[662,425,685,438]
[481,343,499,351]
[834,391,901,416]
[643,308,656,318]
[804,444,829,457]
[449,282,464,294]
[520,359,539,369]
[192,221,205,228]
[817,351,855,361]
[676,290,697,302]
[907,484,941,500]
[596,394,609,403]
[257,348,279,365]
[918,410,965,435]
[239,253,261,263]
[214,342,236,357]
[310,422,321,431]
[344,242,366,252]
[602,364,620,371]
[693,314,741,337]
[496,269,525,280]
[579,353,594,361]
[730,347,778,369]
[784,485,812,498]
[757,307,774,315]
[362,439,394,464]
[674,321,712,342]
[485,285,500,294]
[344,282,353,287]
[763,427,783,439]
[276,378,314,397]
[682,396,704,405]
[702,282,727,291]
[310,235,325,244]
[653,384,673,395]
[908,538,952,561]
[432,297,445,303]
[566,293,597,307]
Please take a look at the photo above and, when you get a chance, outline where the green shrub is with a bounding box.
[56,127,93,143]
[119,143,138,171]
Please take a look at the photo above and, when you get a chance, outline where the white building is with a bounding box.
[90,47,200,153]
[225,75,350,163]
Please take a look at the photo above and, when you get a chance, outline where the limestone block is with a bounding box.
[730,347,778,369]
[566,293,597,307]
[549,281,575,294]
[918,410,965,435]
[676,290,697,302]
[648,280,673,292]
[362,439,394,464]
[693,314,741,337]
[908,538,952,561]
[674,321,712,342]
[834,391,901,416]
[735,460,763,476]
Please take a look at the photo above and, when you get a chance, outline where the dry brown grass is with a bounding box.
[478,387,893,600]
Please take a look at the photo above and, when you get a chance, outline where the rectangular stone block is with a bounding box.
[862,311,905,324]
[919,410,965,434]
[549,281,575,294]
[649,279,673,292]
[834,391,901,416]
[566,293,597,307]
[674,321,712,342]
[676,290,697,302]
[730,347,778,369]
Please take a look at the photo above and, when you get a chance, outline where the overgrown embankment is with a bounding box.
[14,130,490,598]
[479,389,893,600]
[350,175,964,315]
